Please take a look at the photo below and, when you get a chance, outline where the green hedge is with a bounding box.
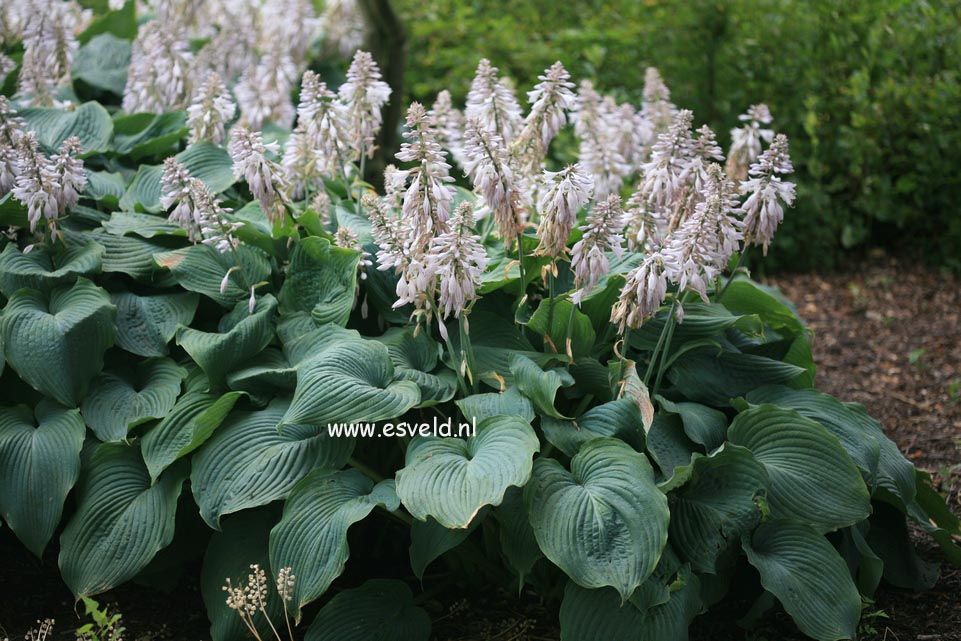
[395,0,961,271]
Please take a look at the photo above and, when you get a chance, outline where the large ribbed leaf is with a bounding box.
[525,298,596,358]
[667,444,768,573]
[102,212,185,238]
[19,101,113,155]
[526,438,669,600]
[0,279,116,407]
[449,310,549,384]
[80,357,186,442]
[0,241,103,296]
[559,569,702,641]
[729,405,871,532]
[377,327,457,407]
[112,112,188,159]
[120,141,235,212]
[396,415,538,529]
[279,338,420,429]
[141,390,242,482]
[269,470,400,617]
[111,291,199,357]
[176,295,277,386]
[84,170,126,205]
[58,443,187,598]
[630,302,763,350]
[454,387,534,423]
[541,397,645,458]
[656,397,727,452]
[494,487,542,589]
[90,230,171,281]
[154,244,272,307]
[278,237,359,326]
[201,510,284,641]
[667,347,806,406]
[747,385,914,501]
[225,348,296,397]
[719,279,806,335]
[72,32,130,95]
[744,521,860,641]
[304,579,431,641]
[408,515,481,580]
[509,353,574,419]
[0,401,85,557]
[191,400,353,528]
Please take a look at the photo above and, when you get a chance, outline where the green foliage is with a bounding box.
[396,0,961,271]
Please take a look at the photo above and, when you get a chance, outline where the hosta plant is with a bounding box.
[1,3,959,641]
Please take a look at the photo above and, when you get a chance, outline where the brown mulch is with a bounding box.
[2,253,959,641]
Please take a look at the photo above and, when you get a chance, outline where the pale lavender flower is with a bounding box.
[513,61,576,176]
[465,59,523,145]
[573,80,630,198]
[461,118,525,248]
[364,191,407,272]
[535,163,593,258]
[123,21,193,113]
[50,136,85,215]
[624,189,667,253]
[161,158,242,252]
[741,134,795,255]
[640,67,676,139]
[339,50,392,161]
[161,157,202,240]
[571,194,625,304]
[319,0,367,58]
[638,109,695,210]
[610,249,677,332]
[187,72,236,145]
[430,90,467,168]
[681,125,725,196]
[16,1,81,106]
[0,97,24,196]
[12,133,60,234]
[311,190,332,227]
[726,103,774,181]
[235,46,297,129]
[228,126,289,225]
[284,71,348,196]
[334,225,372,280]
[395,102,455,256]
[382,164,408,210]
[259,0,319,66]
[426,201,488,318]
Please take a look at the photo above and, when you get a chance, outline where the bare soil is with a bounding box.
[2,253,959,641]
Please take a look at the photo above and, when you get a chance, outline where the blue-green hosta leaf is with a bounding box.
[541,397,645,458]
[656,397,728,452]
[0,241,103,296]
[558,569,703,641]
[743,520,860,641]
[72,33,130,95]
[141,390,243,482]
[0,192,28,227]
[19,101,113,155]
[377,327,456,407]
[58,443,187,598]
[729,404,871,533]
[645,413,698,482]
[102,212,185,238]
[867,501,940,590]
[747,385,912,501]
[509,353,574,419]
[666,444,768,573]
[153,243,271,307]
[0,278,116,407]
[449,310,549,385]
[278,237,359,326]
[84,170,126,205]
[225,348,296,397]
[80,357,186,442]
[112,111,188,158]
[454,387,535,423]
[176,295,278,387]
[120,141,235,212]
[667,347,806,406]
[525,438,669,601]
[720,279,806,335]
[305,579,431,641]
[0,401,85,557]
[269,469,400,617]
[525,298,596,359]
[409,514,481,581]
[495,487,542,589]
[192,399,354,528]
[396,415,539,529]
[201,510,284,641]
[630,302,764,351]
[111,290,199,357]
[279,338,420,429]
[89,229,172,281]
